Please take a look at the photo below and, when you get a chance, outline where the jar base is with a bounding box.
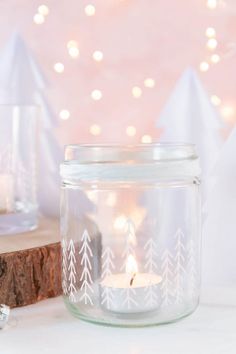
[64,297,199,328]
[0,211,38,235]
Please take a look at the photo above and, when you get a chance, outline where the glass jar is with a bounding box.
[60,144,201,327]
[0,105,38,235]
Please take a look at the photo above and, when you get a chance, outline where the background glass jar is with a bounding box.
[0,105,38,235]
[60,144,201,327]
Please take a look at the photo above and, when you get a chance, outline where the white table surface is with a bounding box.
[1,287,236,354]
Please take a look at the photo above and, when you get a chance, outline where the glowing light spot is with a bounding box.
[141,135,152,143]
[221,105,235,122]
[67,40,78,49]
[211,54,220,63]
[59,110,70,120]
[33,13,45,24]
[68,47,79,58]
[85,4,96,16]
[207,0,217,9]
[126,126,136,137]
[132,86,142,98]
[91,90,102,101]
[54,63,64,73]
[205,27,216,38]
[86,191,98,203]
[207,38,218,50]
[93,50,104,62]
[114,215,127,230]
[38,5,49,16]
[126,254,138,275]
[144,78,155,88]
[89,124,101,136]
[211,95,221,106]
[106,192,117,207]
[199,62,209,72]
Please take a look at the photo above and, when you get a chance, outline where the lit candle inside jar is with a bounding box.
[100,253,162,314]
[0,174,14,213]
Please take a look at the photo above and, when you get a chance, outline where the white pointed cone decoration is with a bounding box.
[0,33,61,216]
[157,68,223,182]
[202,125,236,287]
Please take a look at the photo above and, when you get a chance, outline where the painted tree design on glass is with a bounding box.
[121,287,138,310]
[187,239,197,300]
[144,238,159,308]
[68,239,77,302]
[120,218,136,271]
[144,238,158,273]
[101,246,115,310]
[61,238,68,295]
[101,246,115,279]
[160,248,174,306]
[174,228,186,304]
[79,229,94,306]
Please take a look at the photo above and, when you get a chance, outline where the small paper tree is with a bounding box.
[0,32,62,216]
[203,124,236,286]
[156,68,223,184]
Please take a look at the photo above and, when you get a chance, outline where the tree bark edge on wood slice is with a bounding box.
[0,218,62,308]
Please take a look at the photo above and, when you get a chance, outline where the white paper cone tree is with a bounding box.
[202,125,236,286]
[156,68,223,181]
[0,32,62,216]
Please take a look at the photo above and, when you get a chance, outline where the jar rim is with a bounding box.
[63,143,197,163]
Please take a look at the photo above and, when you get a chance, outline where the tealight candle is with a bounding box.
[100,254,162,313]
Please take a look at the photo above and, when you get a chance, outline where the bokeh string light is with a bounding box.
[91,89,103,101]
[93,50,103,62]
[49,0,231,137]
[33,4,49,24]
[54,62,64,73]
[90,124,101,136]
[126,126,137,137]
[60,110,70,120]
[141,135,152,143]
[132,86,142,98]
[84,4,96,16]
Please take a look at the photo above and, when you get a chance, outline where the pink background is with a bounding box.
[0,0,235,145]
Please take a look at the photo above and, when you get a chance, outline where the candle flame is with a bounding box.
[125,254,138,275]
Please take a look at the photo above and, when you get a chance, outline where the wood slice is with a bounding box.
[0,218,61,308]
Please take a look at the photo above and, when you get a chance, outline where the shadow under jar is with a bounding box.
[60,143,201,327]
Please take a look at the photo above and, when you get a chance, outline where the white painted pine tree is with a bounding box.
[79,229,94,306]
[68,239,77,302]
[0,32,62,216]
[120,219,136,271]
[187,239,197,300]
[160,248,174,306]
[121,287,138,310]
[101,246,115,310]
[102,246,115,279]
[144,238,159,308]
[144,238,158,273]
[61,239,68,295]
[174,228,186,304]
